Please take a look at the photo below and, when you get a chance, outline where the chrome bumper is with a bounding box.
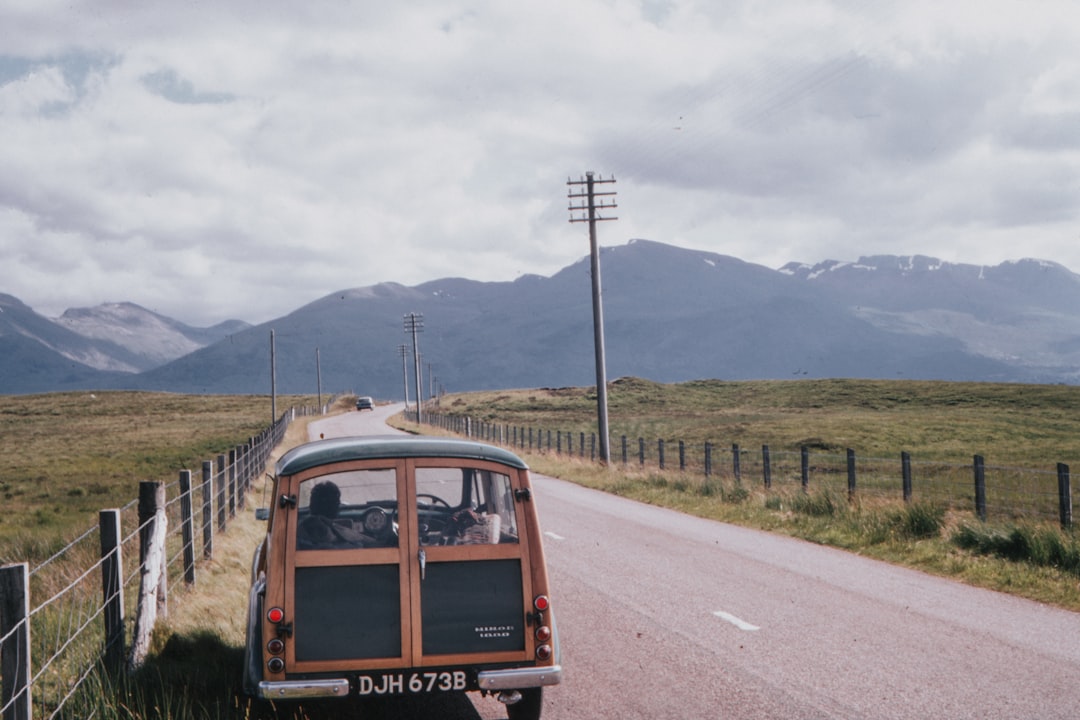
[477,665,563,691]
[258,678,349,699]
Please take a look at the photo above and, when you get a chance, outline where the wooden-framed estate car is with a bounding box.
[243,435,561,719]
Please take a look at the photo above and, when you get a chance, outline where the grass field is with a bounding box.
[439,376,1080,467]
[4,381,1078,718]
[416,377,1080,611]
[0,391,314,561]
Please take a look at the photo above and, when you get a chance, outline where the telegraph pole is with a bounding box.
[568,171,617,464]
[270,329,277,424]
[403,313,424,423]
[398,344,410,410]
[315,347,322,409]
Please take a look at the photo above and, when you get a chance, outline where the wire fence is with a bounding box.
[0,403,325,720]
[418,412,1074,529]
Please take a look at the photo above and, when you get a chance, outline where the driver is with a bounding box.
[298,481,372,549]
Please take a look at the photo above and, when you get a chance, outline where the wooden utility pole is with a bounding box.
[315,347,322,409]
[568,172,618,464]
[399,344,410,410]
[270,329,277,423]
[404,313,424,423]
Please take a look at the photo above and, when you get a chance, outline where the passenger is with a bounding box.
[298,481,370,549]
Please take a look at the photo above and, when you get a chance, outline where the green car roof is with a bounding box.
[275,435,529,476]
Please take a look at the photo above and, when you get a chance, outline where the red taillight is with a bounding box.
[267,657,285,673]
[536,644,553,661]
[267,607,285,624]
[533,595,550,612]
[266,638,284,655]
[535,625,552,642]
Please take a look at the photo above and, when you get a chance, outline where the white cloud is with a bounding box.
[2,1,1080,325]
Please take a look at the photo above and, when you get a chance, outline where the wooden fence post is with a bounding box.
[621,436,627,465]
[217,454,227,532]
[229,449,238,518]
[99,509,125,672]
[801,446,810,493]
[236,445,247,511]
[1058,463,1072,530]
[202,460,214,560]
[902,452,912,504]
[248,438,257,492]
[762,445,771,490]
[638,438,645,467]
[847,449,856,502]
[974,455,987,521]
[129,481,167,671]
[679,440,686,471]
[704,442,713,481]
[732,444,741,486]
[179,470,196,585]
[226,449,236,519]
[658,439,665,470]
[0,563,31,720]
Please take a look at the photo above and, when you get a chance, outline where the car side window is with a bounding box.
[416,467,519,546]
[296,469,398,550]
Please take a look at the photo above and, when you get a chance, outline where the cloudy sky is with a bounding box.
[3,0,1080,326]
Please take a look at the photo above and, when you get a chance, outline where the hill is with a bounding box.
[4,240,1079,395]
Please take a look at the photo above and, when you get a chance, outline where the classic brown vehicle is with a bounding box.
[243,435,561,719]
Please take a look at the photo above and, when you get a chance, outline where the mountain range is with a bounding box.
[3,239,1080,396]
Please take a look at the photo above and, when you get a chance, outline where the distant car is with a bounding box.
[242,436,561,719]
[355,396,374,411]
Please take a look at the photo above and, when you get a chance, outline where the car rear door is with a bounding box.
[406,458,538,667]
[279,457,537,674]
[282,459,412,673]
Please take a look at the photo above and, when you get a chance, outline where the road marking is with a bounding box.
[544,531,565,541]
[713,610,760,631]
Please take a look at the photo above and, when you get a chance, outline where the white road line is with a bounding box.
[544,531,566,541]
[713,610,760,631]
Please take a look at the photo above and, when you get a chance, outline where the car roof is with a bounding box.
[275,435,529,476]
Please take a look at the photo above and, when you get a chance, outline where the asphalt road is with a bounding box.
[307,405,1080,719]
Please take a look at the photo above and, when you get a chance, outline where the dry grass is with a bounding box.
[0,391,314,553]
[156,408,317,645]
[413,378,1080,612]
[443,377,1080,467]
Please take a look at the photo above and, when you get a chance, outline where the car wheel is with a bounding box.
[506,688,542,720]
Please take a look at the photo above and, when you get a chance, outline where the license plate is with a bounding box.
[357,671,468,696]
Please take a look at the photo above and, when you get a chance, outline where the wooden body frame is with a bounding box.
[257,452,554,680]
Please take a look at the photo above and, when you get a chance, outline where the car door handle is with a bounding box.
[418,548,426,581]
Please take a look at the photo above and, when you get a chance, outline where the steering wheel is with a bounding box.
[416,493,451,508]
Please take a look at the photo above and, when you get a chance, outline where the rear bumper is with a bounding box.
[258,678,349,700]
[256,665,563,700]
[477,665,563,691]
